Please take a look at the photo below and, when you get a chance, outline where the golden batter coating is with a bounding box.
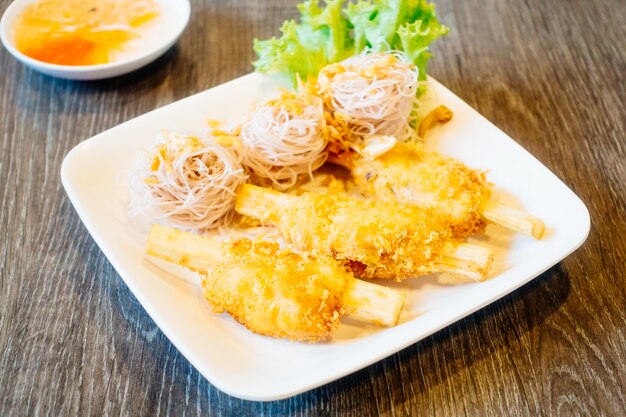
[235,185,493,281]
[281,193,450,279]
[340,142,492,238]
[202,239,346,342]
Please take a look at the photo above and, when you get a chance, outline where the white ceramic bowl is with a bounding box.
[0,0,190,80]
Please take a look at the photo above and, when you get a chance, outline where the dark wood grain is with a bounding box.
[1,0,624,415]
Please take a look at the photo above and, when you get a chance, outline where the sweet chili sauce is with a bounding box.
[14,0,159,66]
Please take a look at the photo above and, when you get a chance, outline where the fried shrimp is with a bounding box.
[330,142,544,239]
[235,184,493,281]
[146,225,405,342]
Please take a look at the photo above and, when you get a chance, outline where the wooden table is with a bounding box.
[1,0,624,415]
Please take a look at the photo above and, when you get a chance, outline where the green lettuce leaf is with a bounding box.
[253,0,353,83]
[253,0,448,86]
[253,20,329,81]
[397,18,449,81]
[297,0,353,63]
[347,0,449,81]
[346,0,414,51]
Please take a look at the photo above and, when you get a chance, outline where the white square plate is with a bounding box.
[61,73,590,401]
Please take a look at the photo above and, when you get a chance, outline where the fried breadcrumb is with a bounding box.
[348,142,492,238]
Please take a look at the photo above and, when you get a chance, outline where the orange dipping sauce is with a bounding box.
[14,0,159,66]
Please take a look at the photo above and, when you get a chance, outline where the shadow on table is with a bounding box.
[274,264,571,415]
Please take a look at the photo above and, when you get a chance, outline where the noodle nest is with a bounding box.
[126,132,247,232]
[318,51,419,148]
[240,88,328,191]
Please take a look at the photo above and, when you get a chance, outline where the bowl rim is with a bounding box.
[0,0,191,74]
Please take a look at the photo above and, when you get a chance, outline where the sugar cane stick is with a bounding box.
[235,184,493,280]
[146,224,404,329]
[342,279,405,326]
[436,242,494,282]
[480,201,544,239]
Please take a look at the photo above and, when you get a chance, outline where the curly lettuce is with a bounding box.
[253,0,448,85]
[253,0,352,82]
[347,0,449,81]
